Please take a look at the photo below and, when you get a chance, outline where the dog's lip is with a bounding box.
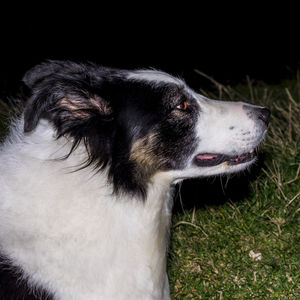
[194,150,256,167]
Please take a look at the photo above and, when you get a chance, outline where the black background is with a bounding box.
[1,8,300,97]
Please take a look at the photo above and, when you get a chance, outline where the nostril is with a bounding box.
[258,108,271,125]
[243,104,271,126]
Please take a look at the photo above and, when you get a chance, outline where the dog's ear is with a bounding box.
[23,60,84,88]
[23,61,113,134]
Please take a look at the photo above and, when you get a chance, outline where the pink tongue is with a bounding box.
[197,153,219,160]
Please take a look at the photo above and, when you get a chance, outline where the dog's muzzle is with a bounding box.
[194,105,270,168]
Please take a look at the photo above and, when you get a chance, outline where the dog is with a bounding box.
[0,61,270,300]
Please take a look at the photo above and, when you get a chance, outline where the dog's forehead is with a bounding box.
[125,69,200,102]
[126,69,185,87]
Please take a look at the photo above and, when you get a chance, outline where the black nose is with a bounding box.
[257,107,271,126]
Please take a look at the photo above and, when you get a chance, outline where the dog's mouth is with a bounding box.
[194,149,256,167]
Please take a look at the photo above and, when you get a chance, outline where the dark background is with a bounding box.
[1,10,300,98]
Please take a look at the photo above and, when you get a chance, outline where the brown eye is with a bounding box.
[176,101,188,111]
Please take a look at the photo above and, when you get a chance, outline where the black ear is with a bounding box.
[23,60,85,88]
[23,61,113,133]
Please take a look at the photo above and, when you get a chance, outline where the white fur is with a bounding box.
[127,69,184,86]
[0,119,175,300]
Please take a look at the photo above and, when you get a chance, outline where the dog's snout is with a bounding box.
[256,107,270,126]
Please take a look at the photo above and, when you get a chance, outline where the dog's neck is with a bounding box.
[0,119,174,299]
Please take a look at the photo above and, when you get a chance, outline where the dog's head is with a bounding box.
[23,61,269,197]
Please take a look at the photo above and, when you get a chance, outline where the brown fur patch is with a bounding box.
[130,133,167,182]
[59,97,90,118]
[58,95,112,119]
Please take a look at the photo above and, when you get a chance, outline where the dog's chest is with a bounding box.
[0,163,172,299]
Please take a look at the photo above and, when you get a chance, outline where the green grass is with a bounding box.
[168,73,300,299]
[0,74,299,299]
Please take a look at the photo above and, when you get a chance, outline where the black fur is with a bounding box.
[23,60,199,197]
[0,255,53,300]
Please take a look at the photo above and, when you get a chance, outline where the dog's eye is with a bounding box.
[176,101,188,111]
